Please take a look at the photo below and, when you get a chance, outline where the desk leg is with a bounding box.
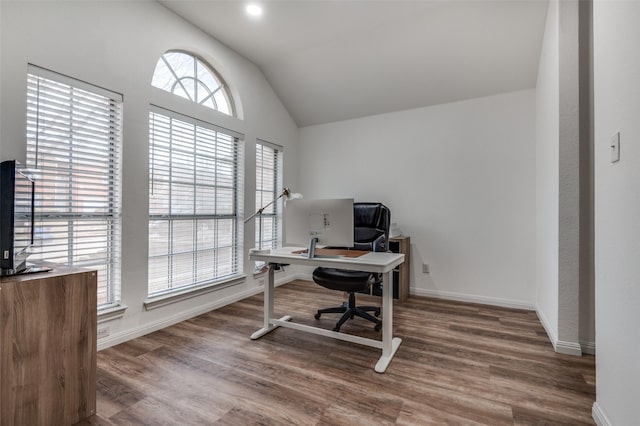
[374,270,402,373]
[251,264,289,340]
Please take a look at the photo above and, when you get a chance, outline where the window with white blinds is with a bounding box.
[26,65,122,307]
[148,108,244,296]
[255,141,283,272]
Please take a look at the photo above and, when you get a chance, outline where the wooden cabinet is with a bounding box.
[368,236,410,302]
[389,236,410,302]
[0,267,97,426]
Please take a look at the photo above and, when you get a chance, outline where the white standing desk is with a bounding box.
[249,247,405,373]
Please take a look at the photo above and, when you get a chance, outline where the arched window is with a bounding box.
[152,51,234,116]
[147,51,244,301]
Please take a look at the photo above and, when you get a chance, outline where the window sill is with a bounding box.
[143,275,247,311]
[98,304,128,324]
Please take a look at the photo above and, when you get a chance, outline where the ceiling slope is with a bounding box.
[159,0,548,127]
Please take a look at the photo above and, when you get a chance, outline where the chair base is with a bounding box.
[314,292,381,332]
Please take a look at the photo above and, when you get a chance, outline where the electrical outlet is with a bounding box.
[97,327,110,339]
[422,263,430,274]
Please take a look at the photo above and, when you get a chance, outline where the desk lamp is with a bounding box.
[245,187,302,251]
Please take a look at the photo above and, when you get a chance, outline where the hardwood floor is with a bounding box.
[80,280,595,425]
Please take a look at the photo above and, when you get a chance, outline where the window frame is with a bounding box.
[147,106,245,299]
[151,50,235,117]
[25,64,123,309]
[254,140,283,273]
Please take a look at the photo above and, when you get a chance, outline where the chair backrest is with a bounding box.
[352,203,390,252]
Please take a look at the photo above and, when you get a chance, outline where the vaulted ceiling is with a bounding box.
[159,0,549,127]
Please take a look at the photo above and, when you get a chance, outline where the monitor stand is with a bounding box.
[304,238,344,259]
[307,237,318,258]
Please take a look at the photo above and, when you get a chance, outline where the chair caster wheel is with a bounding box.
[374,323,382,332]
[314,312,321,320]
[374,310,381,317]
[332,326,341,332]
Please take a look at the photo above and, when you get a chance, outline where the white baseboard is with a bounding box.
[580,340,596,355]
[555,340,583,356]
[98,273,594,358]
[414,289,592,355]
[535,305,561,352]
[535,304,556,341]
[592,402,612,426]
[296,272,313,281]
[535,306,585,356]
[411,287,535,311]
[97,274,296,351]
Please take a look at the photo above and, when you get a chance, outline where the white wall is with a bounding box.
[592,1,640,424]
[556,0,581,354]
[578,0,596,356]
[0,1,299,347]
[535,0,592,356]
[535,0,560,344]
[299,90,536,308]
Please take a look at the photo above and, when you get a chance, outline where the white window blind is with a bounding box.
[255,141,283,258]
[26,65,122,307]
[148,108,244,296]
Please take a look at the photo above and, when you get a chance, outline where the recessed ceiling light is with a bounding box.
[246,4,263,17]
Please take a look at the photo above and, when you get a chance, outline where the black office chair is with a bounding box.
[312,202,390,332]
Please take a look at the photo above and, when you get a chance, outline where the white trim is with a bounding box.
[28,63,123,101]
[97,304,128,324]
[535,305,584,356]
[256,138,283,152]
[143,276,246,310]
[301,277,536,311]
[412,287,535,310]
[555,340,582,356]
[592,402,613,426]
[580,340,596,355]
[297,271,313,281]
[536,305,559,349]
[98,274,295,351]
[150,104,243,139]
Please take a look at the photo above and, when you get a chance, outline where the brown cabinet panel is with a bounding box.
[0,267,97,426]
[389,236,410,302]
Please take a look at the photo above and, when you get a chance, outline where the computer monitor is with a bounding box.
[284,198,354,253]
[0,160,35,276]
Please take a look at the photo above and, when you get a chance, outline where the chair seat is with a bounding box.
[312,267,374,292]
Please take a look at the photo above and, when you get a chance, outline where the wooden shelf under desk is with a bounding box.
[0,266,97,426]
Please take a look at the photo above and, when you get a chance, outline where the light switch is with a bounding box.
[611,132,620,163]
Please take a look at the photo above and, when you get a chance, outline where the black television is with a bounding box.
[0,160,35,275]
